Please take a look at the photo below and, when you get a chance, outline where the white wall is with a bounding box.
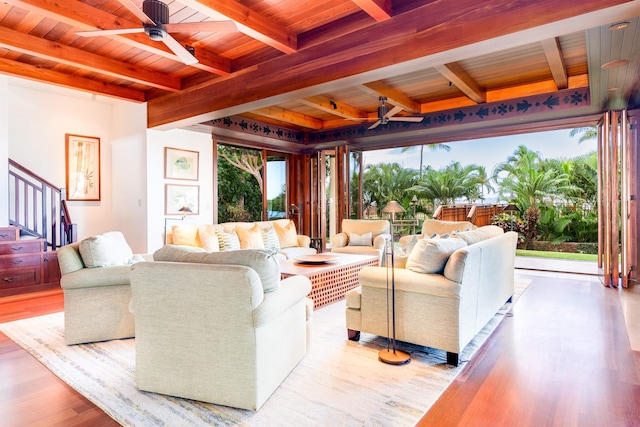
[146,128,213,252]
[0,76,8,226]
[4,77,149,250]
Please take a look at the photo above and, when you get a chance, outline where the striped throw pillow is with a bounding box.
[215,230,240,251]
[261,226,281,251]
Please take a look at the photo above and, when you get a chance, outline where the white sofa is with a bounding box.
[345,226,518,366]
[132,246,313,410]
[167,218,316,259]
[330,219,391,264]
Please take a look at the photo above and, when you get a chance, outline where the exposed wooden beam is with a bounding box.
[5,0,231,75]
[540,37,569,90]
[361,82,420,113]
[300,95,369,119]
[351,0,392,22]
[148,0,631,128]
[434,62,486,104]
[0,26,181,91]
[253,106,324,129]
[182,0,297,53]
[0,57,145,101]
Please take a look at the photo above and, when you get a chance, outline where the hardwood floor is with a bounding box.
[1,272,639,426]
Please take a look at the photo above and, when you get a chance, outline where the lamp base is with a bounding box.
[378,348,411,365]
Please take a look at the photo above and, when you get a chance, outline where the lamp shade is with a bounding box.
[178,206,193,214]
[382,200,406,214]
[503,203,520,213]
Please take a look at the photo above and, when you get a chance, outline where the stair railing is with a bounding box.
[8,159,77,250]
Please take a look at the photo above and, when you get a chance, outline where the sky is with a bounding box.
[361,129,597,175]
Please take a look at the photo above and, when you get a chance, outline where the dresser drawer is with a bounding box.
[0,268,40,287]
[0,241,42,255]
[0,227,19,242]
[0,254,41,269]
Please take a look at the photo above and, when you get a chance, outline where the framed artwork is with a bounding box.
[65,134,101,201]
[164,147,199,180]
[165,184,199,215]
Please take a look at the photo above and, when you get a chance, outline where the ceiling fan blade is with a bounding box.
[76,28,145,37]
[390,116,424,122]
[121,0,155,25]
[164,21,237,34]
[384,105,404,118]
[162,34,199,65]
[368,120,382,130]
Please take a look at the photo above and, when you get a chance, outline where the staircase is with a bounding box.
[3,159,78,297]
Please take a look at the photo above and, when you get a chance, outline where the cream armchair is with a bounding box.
[330,219,390,264]
[130,248,312,411]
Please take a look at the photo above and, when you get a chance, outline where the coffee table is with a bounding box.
[280,253,379,309]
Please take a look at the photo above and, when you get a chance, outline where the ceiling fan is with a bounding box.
[367,96,424,130]
[75,0,236,65]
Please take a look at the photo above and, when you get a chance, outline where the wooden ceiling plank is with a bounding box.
[6,0,230,74]
[540,37,569,90]
[0,56,145,101]
[350,0,392,22]
[147,0,634,128]
[253,106,323,129]
[361,81,420,113]
[0,26,181,91]
[300,95,370,119]
[434,62,486,104]
[180,0,297,53]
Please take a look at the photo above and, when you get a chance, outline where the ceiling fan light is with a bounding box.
[601,59,629,69]
[145,26,167,40]
[609,21,629,31]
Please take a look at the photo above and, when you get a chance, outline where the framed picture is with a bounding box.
[65,134,101,201]
[164,147,199,180]
[165,184,199,215]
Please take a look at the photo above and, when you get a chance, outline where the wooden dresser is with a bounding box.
[0,226,61,297]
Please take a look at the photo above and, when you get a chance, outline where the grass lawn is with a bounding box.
[516,249,598,261]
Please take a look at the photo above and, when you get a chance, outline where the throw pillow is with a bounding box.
[171,224,200,247]
[274,221,299,248]
[236,224,265,249]
[261,226,281,251]
[451,225,504,245]
[198,225,220,252]
[215,230,241,251]
[402,235,419,255]
[348,232,372,246]
[405,237,467,274]
[79,231,134,268]
[153,246,281,293]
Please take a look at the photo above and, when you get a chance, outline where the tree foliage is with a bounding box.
[217,145,263,222]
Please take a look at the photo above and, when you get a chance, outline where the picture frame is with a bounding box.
[164,147,199,181]
[65,134,101,201]
[165,184,199,215]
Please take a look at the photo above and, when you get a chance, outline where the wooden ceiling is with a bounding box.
[1,0,639,150]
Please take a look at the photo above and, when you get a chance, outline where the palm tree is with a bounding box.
[401,143,451,177]
[569,126,597,143]
[408,161,485,206]
[362,163,419,209]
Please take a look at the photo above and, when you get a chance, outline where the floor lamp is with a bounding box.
[380,201,410,365]
[163,206,192,245]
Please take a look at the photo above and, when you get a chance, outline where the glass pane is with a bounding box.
[349,151,363,219]
[267,155,287,220]
[217,145,263,222]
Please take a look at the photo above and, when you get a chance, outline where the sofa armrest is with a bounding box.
[373,233,391,250]
[253,275,312,327]
[330,232,349,248]
[296,234,311,248]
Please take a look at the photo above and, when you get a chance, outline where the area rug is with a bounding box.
[0,278,531,426]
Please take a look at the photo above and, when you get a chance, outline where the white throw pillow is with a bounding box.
[261,226,281,251]
[348,232,372,246]
[405,237,467,274]
[79,231,133,268]
[215,230,241,251]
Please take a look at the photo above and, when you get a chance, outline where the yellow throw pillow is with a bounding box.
[171,224,200,247]
[198,225,220,252]
[274,221,299,248]
[236,224,265,249]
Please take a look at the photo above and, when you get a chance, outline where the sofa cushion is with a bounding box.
[261,226,281,251]
[348,232,372,246]
[451,225,504,245]
[421,219,475,236]
[216,230,241,251]
[171,224,201,247]
[236,224,265,249]
[79,231,133,268]
[274,221,299,248]
[198,225,220,252]
[405,237,467,274]
[153,245,281,293]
